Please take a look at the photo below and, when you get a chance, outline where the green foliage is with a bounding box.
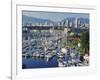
[61,31,89,55]
[80,31,89,54]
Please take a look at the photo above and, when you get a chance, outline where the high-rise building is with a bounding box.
[64,19,68,27]
[74,18,78,28]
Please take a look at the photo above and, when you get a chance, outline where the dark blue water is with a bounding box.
[22,56,58,69]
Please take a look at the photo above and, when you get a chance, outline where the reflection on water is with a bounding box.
[22,56,58,69]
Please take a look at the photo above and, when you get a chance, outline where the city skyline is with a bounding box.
[22,10,89,69]
[22,10,89,22]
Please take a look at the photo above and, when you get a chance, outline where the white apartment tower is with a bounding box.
[74,18,78,28]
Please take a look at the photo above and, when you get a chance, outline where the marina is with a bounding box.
[22,11,89,69]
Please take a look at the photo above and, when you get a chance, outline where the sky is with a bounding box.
[22,10,89,22]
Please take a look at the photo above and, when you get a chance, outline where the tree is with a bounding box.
[80,31,89,55]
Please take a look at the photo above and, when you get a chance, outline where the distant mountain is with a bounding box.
[22,15,89,27]
[22,15,54,26]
